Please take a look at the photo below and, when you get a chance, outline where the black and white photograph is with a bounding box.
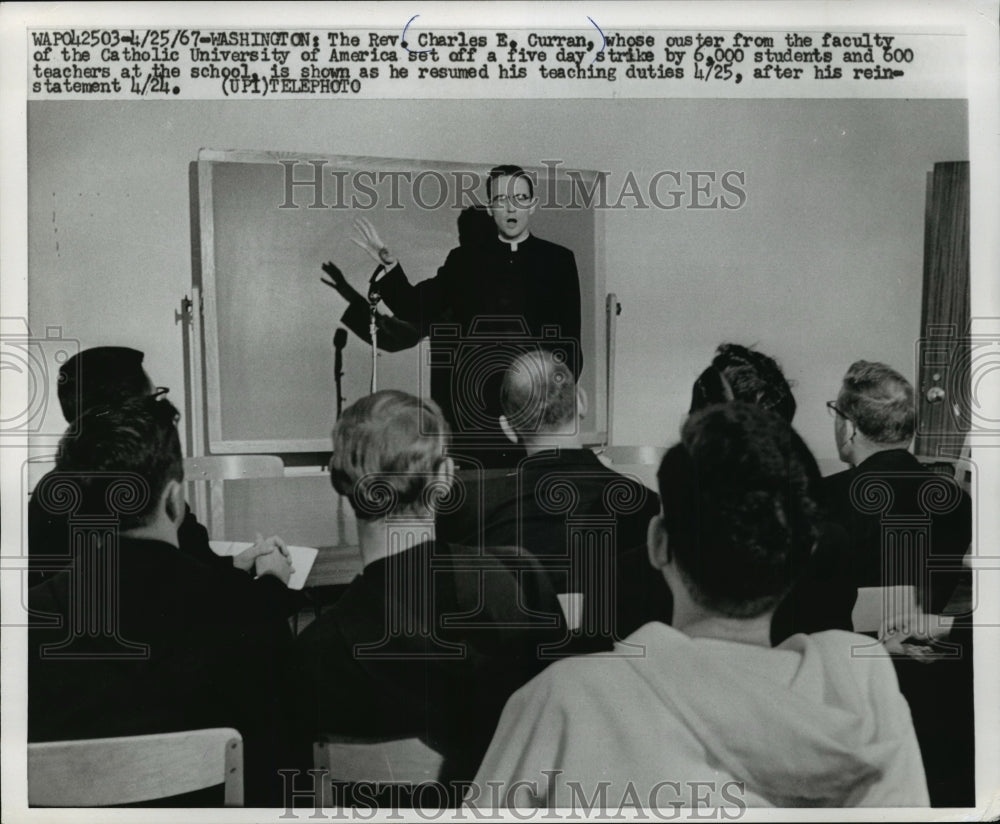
[2,2,998,820]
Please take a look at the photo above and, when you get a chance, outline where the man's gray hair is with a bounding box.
[839,360,915,445]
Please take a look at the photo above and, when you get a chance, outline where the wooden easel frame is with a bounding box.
[186,149,616,469]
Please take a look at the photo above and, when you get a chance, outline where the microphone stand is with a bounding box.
[333,335,346,419]
[368,289,381,394]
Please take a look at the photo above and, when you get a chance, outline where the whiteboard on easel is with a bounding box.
[195,149,606,453]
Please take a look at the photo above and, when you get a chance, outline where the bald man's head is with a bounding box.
[500,349,578,439]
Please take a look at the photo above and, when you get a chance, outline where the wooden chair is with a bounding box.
[183,454,285,482]
[313,734,444,806]
[915,455,973,496]
[28,728,243,807]
[593,445,665,492]
[183,454,285,539]
[594,445,667,466]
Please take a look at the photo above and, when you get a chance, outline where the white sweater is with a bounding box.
[470,622,928,811]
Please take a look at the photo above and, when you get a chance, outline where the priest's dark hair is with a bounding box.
[487,164,535,200]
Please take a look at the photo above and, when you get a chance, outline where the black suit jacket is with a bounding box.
[821,449,971,613]
[438,450,658,566]
[28,537,303,805]
[359,235,582,460]
[293,539,565,784]
[825,451,974,807]
[27,470,298,616]
[438,449,660,649]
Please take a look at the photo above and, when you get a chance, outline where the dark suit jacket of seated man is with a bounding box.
[437,451,659,585]
[437,349,660,650]
[822,361,971,613]
[29,473,299,618]
[27,344,299,616]
[821,360,973,807]
[293,538,565,788]
[293,390,566,796]
[28,398,303,807]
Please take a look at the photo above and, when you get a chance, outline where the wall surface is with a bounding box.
[28,98,967,472]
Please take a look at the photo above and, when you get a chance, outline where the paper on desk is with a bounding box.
[209,540,318,591]
[851,585,917,634]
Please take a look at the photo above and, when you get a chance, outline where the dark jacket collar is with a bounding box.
[520,447,602,467]
[854,449,918,473]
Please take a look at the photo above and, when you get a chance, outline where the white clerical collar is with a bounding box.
[498,231,530,251]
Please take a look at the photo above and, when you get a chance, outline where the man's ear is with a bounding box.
[436,455,456,490]
[498,414,519,445]
[646,514,669,570]
[163,479,185,526]
[576,385,588,421]
[846,418,857,443]
[428,456,456,515]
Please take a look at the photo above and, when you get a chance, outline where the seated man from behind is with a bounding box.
[438,348,660,643]
[822,360,973,807]
[28,346,294,611]
[823,360,971,611]
[29,397,302,806]
[294,390,564,795]
[470,403,928,809]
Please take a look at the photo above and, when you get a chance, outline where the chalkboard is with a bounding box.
[196,149,606,453]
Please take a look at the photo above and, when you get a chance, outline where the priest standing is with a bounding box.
[324,164,582,467]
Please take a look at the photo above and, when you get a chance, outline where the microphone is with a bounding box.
[368,266,384,304]
[333,328,347,373]
[333,328,348,419]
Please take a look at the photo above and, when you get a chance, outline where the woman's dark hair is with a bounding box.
[657,403,819,618]
[690,343,796,423]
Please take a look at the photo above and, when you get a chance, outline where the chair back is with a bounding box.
[593,446,664,492]
[915,455,973,496]
[183,454,285,482]
[28,727,243,806]
[595,445,667,466]
[183,455,285,538]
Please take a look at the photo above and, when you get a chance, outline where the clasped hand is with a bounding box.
[233,533,294,586]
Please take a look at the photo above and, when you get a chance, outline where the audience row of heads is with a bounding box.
[56,342,916,459]
[53,343,917,621]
